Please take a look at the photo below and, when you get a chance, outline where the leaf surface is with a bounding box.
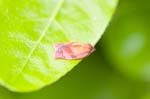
[0,0,118,92]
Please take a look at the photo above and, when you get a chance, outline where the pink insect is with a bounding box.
[54,42,95,60]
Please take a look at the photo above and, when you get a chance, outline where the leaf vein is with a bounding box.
[12,0,65,82]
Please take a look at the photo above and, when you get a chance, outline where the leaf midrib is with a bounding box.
[12,0,65,82]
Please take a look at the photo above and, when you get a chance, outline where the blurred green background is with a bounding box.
[0,0,149,99]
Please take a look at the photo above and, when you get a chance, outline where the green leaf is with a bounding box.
[0,0,118,92]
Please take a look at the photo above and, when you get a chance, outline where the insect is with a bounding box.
[54,42,95,60]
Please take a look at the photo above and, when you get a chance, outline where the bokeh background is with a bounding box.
[0,0,149,99]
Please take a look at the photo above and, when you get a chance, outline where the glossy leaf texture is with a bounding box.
[0,0,118,92]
